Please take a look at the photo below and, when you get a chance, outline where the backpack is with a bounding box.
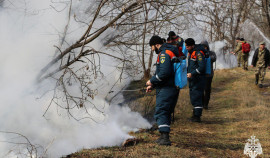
[194,44,211,75]
[162,50,187,89]
[242,42,251,53]
[173,57,187,89]
[205,57,211,75]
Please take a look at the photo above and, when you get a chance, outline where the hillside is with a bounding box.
[65,67,270,158]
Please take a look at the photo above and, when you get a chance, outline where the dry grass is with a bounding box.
[64,67,270,158]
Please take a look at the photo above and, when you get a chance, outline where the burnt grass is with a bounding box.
[64,67,270,158]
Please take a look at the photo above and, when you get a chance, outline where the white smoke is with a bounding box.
[209,40,237,69]
[0,1,150,157]
[180,27,235,69]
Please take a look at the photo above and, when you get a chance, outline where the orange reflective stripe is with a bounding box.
[174,37,179,42]
[165,50,176,59]
[191,51,197,59]
[157,53,160,63]
[200,50,205,56]
[191,51,205,59]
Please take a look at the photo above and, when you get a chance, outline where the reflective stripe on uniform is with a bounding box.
[196,69,201,74]
[156,74,162,81]
[194,107,203,109]
[158,125,170,128]
[171,56,177,61]
[165,50,177,59]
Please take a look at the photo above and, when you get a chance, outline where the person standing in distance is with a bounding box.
[230,37,242,67]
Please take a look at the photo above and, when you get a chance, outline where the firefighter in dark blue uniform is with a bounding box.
[146,35,179,146]
[168,31,187,56]
[185,38,206,122]
[200,40,217,109]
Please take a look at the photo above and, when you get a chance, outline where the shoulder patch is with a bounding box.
[161,54,165,56]
[197,53,202,61]
[160,56,165,64]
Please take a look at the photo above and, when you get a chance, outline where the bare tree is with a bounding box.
[192,0,254,48]
[0,131,47,158]
[248,0,270,37]
[37,0,191,121]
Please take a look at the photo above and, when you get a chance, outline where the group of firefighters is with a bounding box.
[144,32,270,146]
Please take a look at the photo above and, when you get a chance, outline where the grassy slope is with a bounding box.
[65,67,270,158]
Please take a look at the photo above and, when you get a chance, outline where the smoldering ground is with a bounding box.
[0,1,150,157]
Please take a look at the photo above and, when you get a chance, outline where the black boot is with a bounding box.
[155,132,163,143]
[191,116,201,123]
[259,84,263,88]
[157,132,171,146]
[255,75,259,85]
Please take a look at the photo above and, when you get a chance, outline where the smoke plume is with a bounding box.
[0,1,150,157]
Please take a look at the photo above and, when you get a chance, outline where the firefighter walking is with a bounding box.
[200,40,217,109]
[185,38,206,122]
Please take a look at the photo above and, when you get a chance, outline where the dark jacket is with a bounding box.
[150,43,179,88]
[251,48,270,67]
[171,36,185,57]
[187,45,206,77]
[200,40,217,76]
